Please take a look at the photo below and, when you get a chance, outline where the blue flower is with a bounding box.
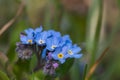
[20,34,34,44]
[34,26,43,34]
[24,26,42,37]
[65,44,82,58]
[20,28,35,44]
[47,30,61,38]
[24,28,34,36]
[59,35,72,47]
[35,31,48,45]
[51,47,68,64]
[46,37,60,51]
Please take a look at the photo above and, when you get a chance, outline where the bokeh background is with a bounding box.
[0,0,120,80]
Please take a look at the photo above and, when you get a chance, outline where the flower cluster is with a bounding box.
[16,26,82,75]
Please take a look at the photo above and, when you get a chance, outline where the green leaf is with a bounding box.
[117,0,120,8]
[70,62,81,80]
[0,70,9,80]
[29,70,45,80]
[30,54,37,71]
[13,59,31,80]
[86,0,103,68]
[56,58,74,76]
[6,20,30,80]
[7,20,28,63]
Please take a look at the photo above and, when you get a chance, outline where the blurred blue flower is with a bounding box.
[24,28,34,36]
[17,26,83,74]
[20,34,34,44]
[47,30,61,38]
[52,47,68,64]
[46,37,60,51]
[60,35,72,47]
[34,26,43,34]
[65,44,82,58]
[35,31,48,45]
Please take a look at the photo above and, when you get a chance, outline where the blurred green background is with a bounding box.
[0,0,120,80]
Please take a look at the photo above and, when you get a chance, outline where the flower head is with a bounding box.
[52,47,68,64]
[34,26,43,34]
[16,26,83,75]
[43,61,59,75]
[66,44,82,58]
[24,28,34,36]
[47,30,61,38]
[60,35,72,47]
[46,37,60,51]
[35,31,48,45]
[16,42,33,59]
[20,34,34,44]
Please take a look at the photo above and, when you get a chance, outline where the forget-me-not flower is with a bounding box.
[16,26,83,75]
[24,28,34,36]
[35,31,48,45]
[34,26,43,34]
[65,44,82,58]
[20,34,34,44]
[52,47,68,64]
[59,35,72,47]
[47,30,61,38]
[46,37,60,51]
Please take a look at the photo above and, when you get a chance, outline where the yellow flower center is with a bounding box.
[57,53,64,59]
[68,50,73,55]
[28,40,32,44]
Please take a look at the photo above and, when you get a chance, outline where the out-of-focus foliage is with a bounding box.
[0,0,120,80]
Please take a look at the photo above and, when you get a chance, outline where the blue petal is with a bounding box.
[41,48,47,59]
[46,37,60,51]
[59,59,65,64]
[73,54,83,58]
[66,43,72,48]
[20,35,27,43]
[47,30,55,37]
[73,44,82,51]
[72,47,81,54]
[24,28,34,35]
[47,30,61,37]
[64,54,70,58]
[61,46,67,54]
[35,33,40,40]
[46,38,53,51]
[35,26,42,33]
[55,32,61,37]
[51,53,58,60]
[60,35,72,46]
[41,31,48,40]
[62,35,72,43]
[51,47,62,60]
[54,48,62,54]
[35,31,48,45]
[53,37,59,45]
